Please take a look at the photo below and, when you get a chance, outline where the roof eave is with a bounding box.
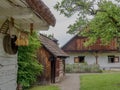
[26,0,56,27]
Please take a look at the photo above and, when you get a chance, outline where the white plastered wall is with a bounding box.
[0,34,17,90]
[66,52,120,70]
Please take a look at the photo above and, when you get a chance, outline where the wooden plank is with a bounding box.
[0,79,17,90]
[0,37,17,90]
[0,8,32,18]
[0,57,17,66]
[0,74,16,85]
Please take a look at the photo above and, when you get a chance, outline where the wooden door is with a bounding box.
[51,59,56,83]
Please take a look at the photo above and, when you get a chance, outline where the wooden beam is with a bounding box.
[14,23,49,31]
[0,8,33,18]
[95,55,98,64]
[30,23,33,34]
[10,17,14,27]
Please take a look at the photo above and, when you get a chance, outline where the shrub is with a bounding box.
[65,64,73,73]
[17,32,43,89]
[65,63,102,73]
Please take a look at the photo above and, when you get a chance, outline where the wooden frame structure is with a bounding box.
[0,0,56,90]
[37,34,68,84]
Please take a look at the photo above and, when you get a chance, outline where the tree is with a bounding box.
[17,32,43,89]
[54,0,120,46]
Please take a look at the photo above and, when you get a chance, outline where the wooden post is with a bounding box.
[95,55,98,64]
[93,51,99,64]
[11,17,14,27]
[30,23,33,34]
[63,59,65,75]
[9,17,15,37]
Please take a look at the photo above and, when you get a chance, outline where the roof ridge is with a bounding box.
[39,33,68,57]
[39,33,56,42]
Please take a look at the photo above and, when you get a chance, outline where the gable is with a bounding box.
[39,34,68,57]
[62,35,118,53]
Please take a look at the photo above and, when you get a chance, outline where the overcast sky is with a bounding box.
[40,0,76,47]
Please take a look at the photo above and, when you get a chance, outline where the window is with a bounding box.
[74,57,79,63]
[108,55,119,63]
[74,56,85,63]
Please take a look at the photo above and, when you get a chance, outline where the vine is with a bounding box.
[17,32,43,89]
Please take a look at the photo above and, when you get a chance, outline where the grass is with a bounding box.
[29,85,60,90]
[80,72,120,90]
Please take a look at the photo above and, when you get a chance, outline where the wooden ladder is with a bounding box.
[0,19,9,34]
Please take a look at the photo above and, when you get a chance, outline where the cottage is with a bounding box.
[37,34,68,84]
[62,35,120,70]
[0,0,55,90]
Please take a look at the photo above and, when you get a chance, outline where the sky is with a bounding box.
[40,0,77,47]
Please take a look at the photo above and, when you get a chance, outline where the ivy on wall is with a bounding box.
[17,32,43,88]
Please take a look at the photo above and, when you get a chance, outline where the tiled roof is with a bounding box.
[26,0,56,26]
[39,34,68,57]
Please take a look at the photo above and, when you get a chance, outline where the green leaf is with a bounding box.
[17,32,43,88]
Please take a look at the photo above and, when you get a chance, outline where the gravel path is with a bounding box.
[56,73,80,90]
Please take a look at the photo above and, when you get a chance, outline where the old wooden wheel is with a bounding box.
[3,34,18,55]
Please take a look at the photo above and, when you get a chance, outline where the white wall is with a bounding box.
[97,53,120,70]
[0,34,17,90]
[66,52,120,70]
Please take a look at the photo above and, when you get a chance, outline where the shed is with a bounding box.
[37,34,68,84]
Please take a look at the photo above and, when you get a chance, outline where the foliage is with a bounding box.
[41,33,54,38]
[82,1,120,46]
[80,72,120,90]
[65,63,102,73]
[17,32,43,88]
[29,85,60,90]
[54,0,120,46]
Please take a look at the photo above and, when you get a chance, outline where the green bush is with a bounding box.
[65,64,73,73]
[17,32,43,89]
[65,63,102,73]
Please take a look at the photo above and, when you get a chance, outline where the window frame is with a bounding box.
[108,55,119,63]
[74,56,85,63]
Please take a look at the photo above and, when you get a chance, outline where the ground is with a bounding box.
[56,73,80,90]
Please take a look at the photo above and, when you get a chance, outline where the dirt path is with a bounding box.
[56,73,80,90]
